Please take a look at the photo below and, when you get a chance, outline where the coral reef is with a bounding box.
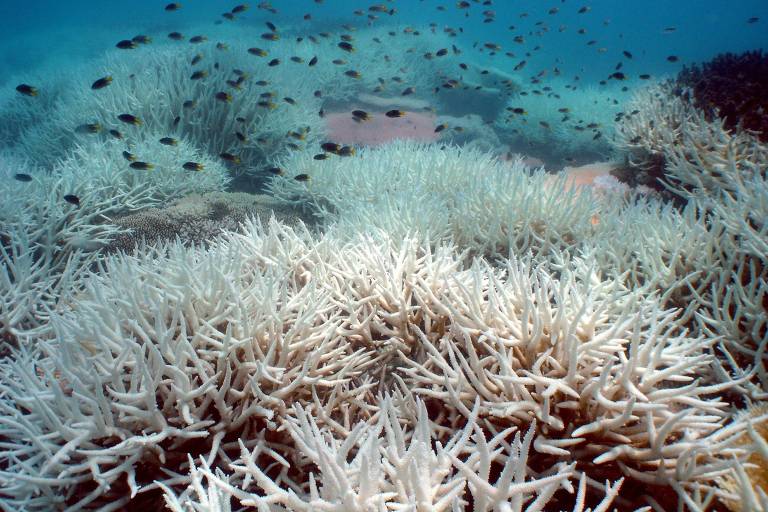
[0,218,758,510]
[107,192,315,252]
[496,81,631,166]
[676,50,768,142]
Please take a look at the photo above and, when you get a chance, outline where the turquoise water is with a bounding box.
[1,1,765,85]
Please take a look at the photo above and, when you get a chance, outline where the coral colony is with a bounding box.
[0,2,767,511]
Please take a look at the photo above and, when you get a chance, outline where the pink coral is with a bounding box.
[325,110,439,145]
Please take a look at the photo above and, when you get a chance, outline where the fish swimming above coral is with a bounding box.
[0,1,767,511]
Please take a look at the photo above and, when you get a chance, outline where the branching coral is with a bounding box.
[0,218,755,510]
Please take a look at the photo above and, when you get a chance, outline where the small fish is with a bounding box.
[261,33,280,41]
[578,6,591,13]
[639,74,651,80]
[248,47,268,56]
[183,161,204,171]
[321,142,341,153]
[662,27,677,33]
[216,42,228,51]
[623,50,633,59]
[132,35,151,45]
[189,35,207,44]
[122,151,136,161]
[352,110,371,121]
[266,167,284,175]
[91,76,113,90]
[345,70,361,79]
[667,55,679,62]
[116,39,137,49]
[165,3,181,11]
[313,153,329,160]
[309,56,318,66]
[108,129,122,139]
[191,53,203,65]
[283,97,296,105]
[610,72,626,80]
[385,110,405,118]
[220,152,241,164]
[215,92,232,103]
[236,131,247,142]
[231,4,248,13]
[13,173,32,182]
[183,100,196,109]
[401,87,415,95]
[338,41,355,52]
[266,21,277,32]
[510,107,527,115]
[117,114,141,125]
[268,58,280,66]
[16,84,38,97]
[63,194,80,206]
[168,32,184,41]
[159,137,177,146]
[294,174,310,182]
[747,17,759,23]
[338,146,355,157]
[191,70,208,80]
[75,123,102,134]
[434,123,447,133]
[290,56,304,63]
[130,161,154,170]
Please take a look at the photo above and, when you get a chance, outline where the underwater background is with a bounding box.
[1,1,768,511]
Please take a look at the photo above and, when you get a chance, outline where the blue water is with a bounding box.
[1,0,765,86]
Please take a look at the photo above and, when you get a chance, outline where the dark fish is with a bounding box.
[338,41,355,52]
[108,129,123,139]
[338,146,355,157]
[313,153,329,160]
[168,32,184,41]
[183,162,204,171]
[13,173,32,182]
[191,53,203,65]
[345,70,361,79]
[610,72,626,80]
[294,174,310,182]
[268,58,280,66]
[321,142,341,153]
[122,151,136,161]
[132,35,151,44]
[191,70,208,80]
[116,39,137,49]
[165,3,181,11]
[578,6,590,13]
[639,74,651,79]
[352,110,371,121]
[283,97,296,105]
[91,76,113,90]
[266,21,277,32]
[63,194,80,206]
[248,48,268,56]
[75,123,102,134]
[231,4,248,13]
[159,137,177,146]
[434,123,447,133]
[667,55,679,62]
[215,92,232,103]
[401,87,415,95]
[219,152,241,164]
[290,56,304,63]
[266,167,284,175]
[130,162,154,170]
[747,17,759,23]
[189,35,207,44]
[308,56,318,66]
[623,50,633,59]
[261,33,280,41]
[385,110,405,118]
[117,114,141,125]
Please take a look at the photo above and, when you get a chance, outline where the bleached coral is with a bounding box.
[0,218,754,510]
[613,83,768,195]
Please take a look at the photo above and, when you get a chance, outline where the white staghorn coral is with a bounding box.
[0,217,755,510]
